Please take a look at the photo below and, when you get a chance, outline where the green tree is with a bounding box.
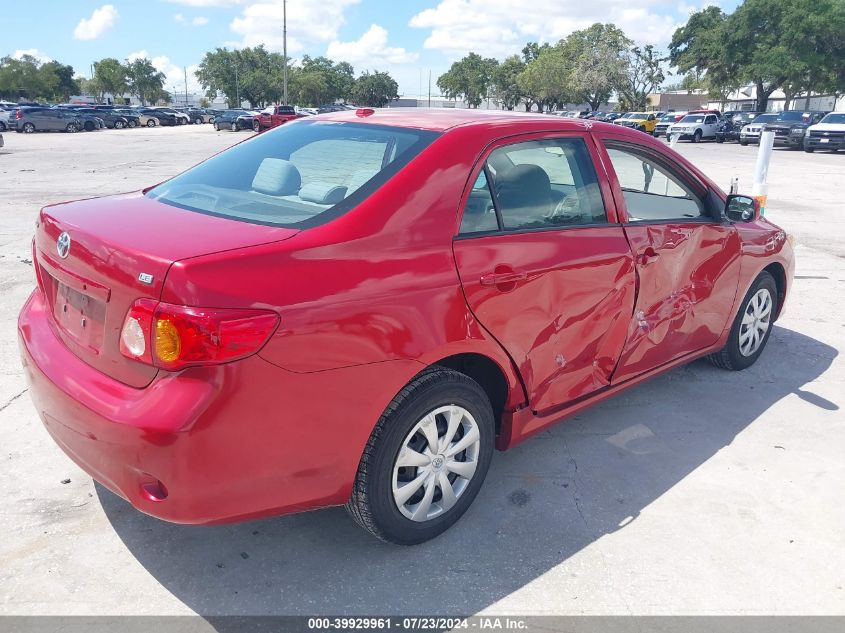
[517,45,571,113]
[436,52,499,108]
[298,56,355,104]
[617,45,666,111]
[350,70,398,107]
[292,70,328,107]
[492,55,526,110]
[0,55,50,100]
[560,23,631,111]
[125,58,166,106]
[40,61,79,101]
[93,58,127,101]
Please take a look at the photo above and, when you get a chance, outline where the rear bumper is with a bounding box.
[18,288,417,524]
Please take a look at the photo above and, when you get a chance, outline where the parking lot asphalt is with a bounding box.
[0,126,843,616]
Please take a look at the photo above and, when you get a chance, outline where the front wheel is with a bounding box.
[231,122,238,132]
[65,123,79,133]
[194,117,203,125]
[708,271,777,371]
[127,120,137,128]
[804,146,814,153]
[146,119,156,128]
[114,120,124,129]
[346,367,495,545]
[692,129,702,143]
[740,139,748,146]
[253,120,261,132]
[22,122,35,133]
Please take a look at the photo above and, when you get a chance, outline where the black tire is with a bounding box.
[127,119,137,128]
[692,129,702,143]
[22,122,35,133]
[194,117,203,125]
[740,139,748,146]
[231,121,238,132]
[84,121,94,132]
[115,120,125,129]
[707,271,777,371]
[346,367,495,545]
[65,123,78,133]
[716,136,724,143]
[253,120,261,132]
[804,146,814,153]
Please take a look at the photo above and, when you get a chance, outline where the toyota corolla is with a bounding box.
[18,109,794,544]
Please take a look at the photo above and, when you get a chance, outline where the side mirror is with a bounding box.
[725,194,759,222]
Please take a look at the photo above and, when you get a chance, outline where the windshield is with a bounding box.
[735,112,758,123]
[752,114,778,125]
[147,121,439,228]
[659,114,676,122]
[819,113,845,124]
[680,115,705,123]
[776,111,805,122]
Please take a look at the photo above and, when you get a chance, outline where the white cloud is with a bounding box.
[14,49,52,64]
[166,0,244,6]
[127,50,203,95]
[174,13,186,23]
[192,16,210,25]
[229,0,360,54]
[410,0,681,59]
[74,4,118,41]
[327,25,418,67]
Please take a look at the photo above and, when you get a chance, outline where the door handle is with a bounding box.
[639,247,660,265]
[480,271,527,286]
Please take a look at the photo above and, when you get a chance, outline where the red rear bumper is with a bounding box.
[18,288,418,524]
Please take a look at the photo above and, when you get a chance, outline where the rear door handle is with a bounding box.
[480,271,527,286]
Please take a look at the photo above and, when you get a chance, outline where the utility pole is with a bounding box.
[428,69,431,107]
[283,0,288,105]
[184,66,189,106]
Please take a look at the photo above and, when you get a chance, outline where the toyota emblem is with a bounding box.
[56,232,71,259]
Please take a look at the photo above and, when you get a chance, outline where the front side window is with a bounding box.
[605,146,705,222]
[147,121,439,228]
[459,137,606,234]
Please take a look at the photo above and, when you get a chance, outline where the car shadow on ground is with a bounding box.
[98,325,837,618]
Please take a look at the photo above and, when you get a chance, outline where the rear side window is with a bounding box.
[147,121,439,228]
[459,137,606,235]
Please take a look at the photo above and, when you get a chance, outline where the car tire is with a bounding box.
[22,122,35,133]
[114,121,124,129]
[804,146,814,153]
[253,120,261,132]
[0,122,6,132]
[194,117,202,125]
[214,122,220,131]
[707,271,777,371]
[231,122,238,132]
[346,367,495,545]
[716,136,724,143]
[65,123,79,133]
[127,120,137,128]
[692,129,702,143]
[740,139,748,146]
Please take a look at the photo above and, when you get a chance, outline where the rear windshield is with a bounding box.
[752,114,778,124]
[147,120,439,228]
[776,111,806,122]
[680,115,705,123]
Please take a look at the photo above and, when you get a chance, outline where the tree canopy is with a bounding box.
[437,53,499,108]
[350,71,399,107]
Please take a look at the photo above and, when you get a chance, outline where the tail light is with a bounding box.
[119,299,279,370]
[15,110,22,120]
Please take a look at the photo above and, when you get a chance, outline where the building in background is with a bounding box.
[646,90,709,112]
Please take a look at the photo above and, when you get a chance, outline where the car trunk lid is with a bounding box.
[34,191,298,387]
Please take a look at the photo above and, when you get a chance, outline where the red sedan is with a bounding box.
[18,109,793,544]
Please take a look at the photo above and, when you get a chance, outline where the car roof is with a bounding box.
[312,107,635,134]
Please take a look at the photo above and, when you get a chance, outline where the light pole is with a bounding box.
[283,0,288,105]
[234,62,240,107]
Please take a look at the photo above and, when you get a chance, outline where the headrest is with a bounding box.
[298,182,348,205]
[252,158,301,196]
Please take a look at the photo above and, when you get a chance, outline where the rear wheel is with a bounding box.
[253,120,261,132]
[346,367,495,545]
[65,123,79,133]
[0,122,6,132]
[716,136,724,143]
[127,119,137,128]
[708,271,777,371]
[114,120,125,129]
[22,122,35,133]
[804,146,814,153]
[194,117,203,125]
[231,121,238,132]
[146,119,156,128]
[692,129,702,143]
[740,139,748,146]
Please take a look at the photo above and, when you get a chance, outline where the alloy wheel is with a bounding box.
[391,405,481,522]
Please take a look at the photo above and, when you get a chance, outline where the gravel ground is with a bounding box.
[0,124,843,617]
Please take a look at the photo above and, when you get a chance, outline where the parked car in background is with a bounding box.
[74,111,106,132]
[765,110,828,150]
[20,110,793,545]
[666,112,721,142]
[206,109,224,122]
[178,108,214,125]
[803,112,845,153]
[213,109,257,131]
[10,107,84,133]
[253,105,304,132]
[739,112,780,145]
[0,106,10,132]
[73,108,130,129]
[653,112,687,138]
[715,111,762,143]
[615,112,659,133]
[160,109,190,125]
[114,108,155,127]
[140,108,176,126]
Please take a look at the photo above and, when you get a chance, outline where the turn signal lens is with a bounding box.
[119,299,279,370]
[154,319,181,362]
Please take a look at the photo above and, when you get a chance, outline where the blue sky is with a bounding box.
[5,0,740,98]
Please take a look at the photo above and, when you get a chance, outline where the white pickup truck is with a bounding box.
[803,112,845,153]
[666,112,721,142]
